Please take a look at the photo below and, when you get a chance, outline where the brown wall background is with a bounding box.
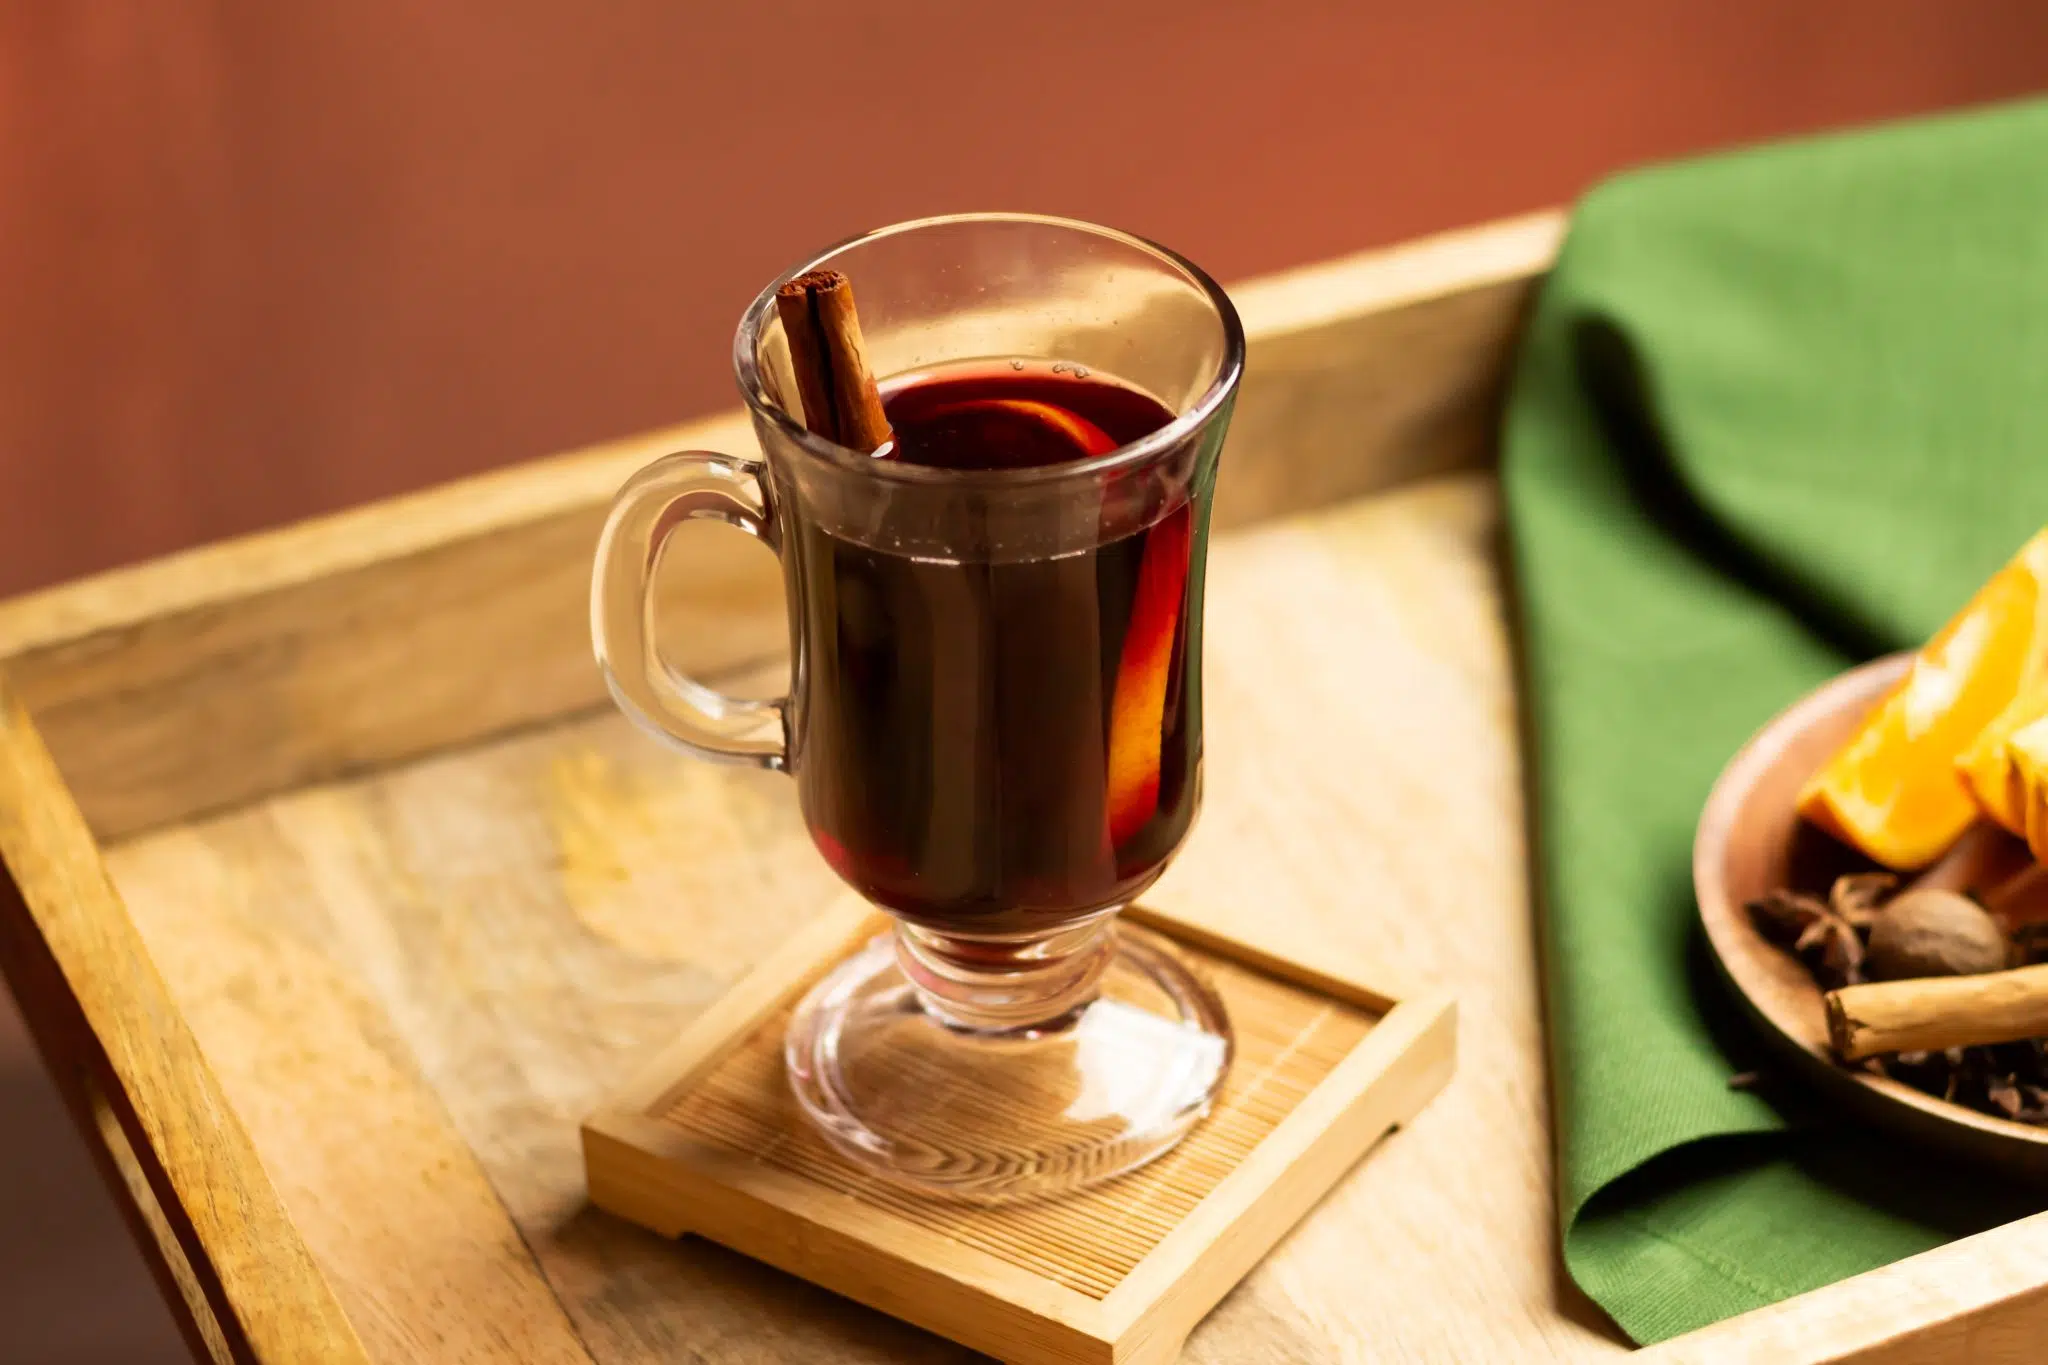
[3,3,2046,599]
[0,5,2043,1362]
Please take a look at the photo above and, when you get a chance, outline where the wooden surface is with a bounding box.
[49,464,2048,1364]
[82,472,1597,1363]
[585,896,1453,1364]
[10,206,2048,1361]
[0,687,369,1364]
[0,210,1559,846]
[0,982,186,1364]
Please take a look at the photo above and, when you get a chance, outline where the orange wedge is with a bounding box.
[1798,529,2048,869]
[1959,681,2048,834]
[2007,714,2048,864]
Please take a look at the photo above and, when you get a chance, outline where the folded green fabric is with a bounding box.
[1502,97,2048,1344]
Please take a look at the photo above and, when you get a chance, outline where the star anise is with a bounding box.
[1827,871,1897,930]
[1748,887,1831,945]
[1746,871,1893,988]
[1803,913,1865,988]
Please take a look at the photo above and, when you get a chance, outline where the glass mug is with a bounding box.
[592,213,1243,1199]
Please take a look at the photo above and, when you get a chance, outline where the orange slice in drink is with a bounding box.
[981,399,1118,457]
[1105,504,1193,847]
[923,398,1119,464]
[1798,530,2048,869]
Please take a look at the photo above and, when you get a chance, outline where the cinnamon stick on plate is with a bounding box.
[1827,964,2048,1061]
[775,269,895,454]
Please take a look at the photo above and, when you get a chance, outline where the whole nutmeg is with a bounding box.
[1865,889,2010,981]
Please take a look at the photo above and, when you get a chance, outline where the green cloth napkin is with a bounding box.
[1502,97,2048,1345]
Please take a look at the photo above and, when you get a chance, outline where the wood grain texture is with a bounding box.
[89,473,1616,1362]
[0,683,370,1365]
[0,211,1559,845]
[1214,210,1560,531]
[0,410,778,844]
[46,464,2048,1361]
[583,906,1449,1365]
[105,710,949,1365]
[591,1112,1118,1362]
[16,201,2041,1358]
[1140,476,1624,1362]
[1101,993,1457,1365]
[0,857,238,1365]
[605,899,885,1119]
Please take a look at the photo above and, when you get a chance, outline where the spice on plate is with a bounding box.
[1864,889,2010,981]
[1748,862,2048,1124]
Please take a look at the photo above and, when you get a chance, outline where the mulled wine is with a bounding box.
[789,361,1201,933]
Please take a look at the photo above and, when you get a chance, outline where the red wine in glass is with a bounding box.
[791,360,1200,934]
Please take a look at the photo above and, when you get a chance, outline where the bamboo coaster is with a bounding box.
[583,900,1455,1365]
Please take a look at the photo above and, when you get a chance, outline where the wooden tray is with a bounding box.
[3,207,2045,1364]
[584,901,1454,1365]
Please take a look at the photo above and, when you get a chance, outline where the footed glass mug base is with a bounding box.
[785,916,1232,1202]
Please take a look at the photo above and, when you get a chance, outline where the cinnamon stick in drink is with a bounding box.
[775,269,895,453]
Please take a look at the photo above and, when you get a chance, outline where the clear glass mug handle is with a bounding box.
[590,450,788,769]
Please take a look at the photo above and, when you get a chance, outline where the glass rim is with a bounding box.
[732,211,1246,487]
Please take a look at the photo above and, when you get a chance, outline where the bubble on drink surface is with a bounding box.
[1010,359,1025,371]
[1072,364,1091,378]
[1050,361,1069,374]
